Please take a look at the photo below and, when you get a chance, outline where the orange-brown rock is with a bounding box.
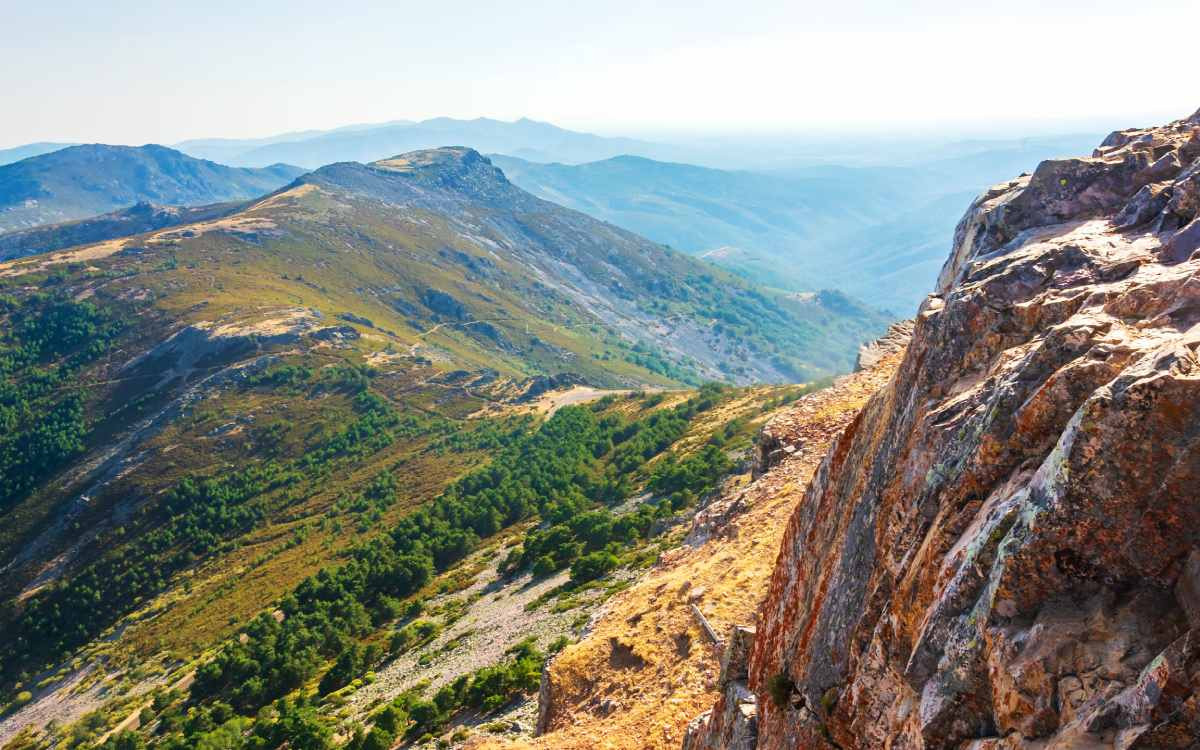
[688,109,1200,748]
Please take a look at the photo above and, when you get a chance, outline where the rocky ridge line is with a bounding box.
[685,108,1200,748]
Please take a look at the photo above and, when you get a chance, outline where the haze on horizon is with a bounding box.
[4,0,1199,150]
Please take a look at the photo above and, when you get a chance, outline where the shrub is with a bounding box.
[531,555,557,578]
[370,704,407,735]
[405,699,444,738]
[549,635,570,654]
[569,551,618,584]
[767,673,795,708]
[360,726,393,750]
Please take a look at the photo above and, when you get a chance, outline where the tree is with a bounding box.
[570,551,618,583]
[531,554,557,578]
[318,645,360,695]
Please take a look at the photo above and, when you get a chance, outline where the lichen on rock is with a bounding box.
[687,108,1200,748]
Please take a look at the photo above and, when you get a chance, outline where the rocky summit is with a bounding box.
[685,109,1200,748]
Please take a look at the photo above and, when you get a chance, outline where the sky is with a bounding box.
[3,0,1199,148]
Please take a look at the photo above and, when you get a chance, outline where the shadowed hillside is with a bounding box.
[0,144,303,232]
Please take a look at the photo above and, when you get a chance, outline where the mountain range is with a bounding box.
[0,144,887,748]
[0,144,303,233]
[0,122,1103,312]
[174,117,671,169]
[493,133,1101,312]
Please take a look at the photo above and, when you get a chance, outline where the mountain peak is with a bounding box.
[300,147,517,202]
[370,146,495,177]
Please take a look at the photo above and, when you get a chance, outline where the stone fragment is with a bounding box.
[719,625,755,686]
[1175,549,1200,629]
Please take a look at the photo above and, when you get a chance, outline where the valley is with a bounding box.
[492,135,1103,314]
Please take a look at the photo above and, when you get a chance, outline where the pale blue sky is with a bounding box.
[3,0,1198,147]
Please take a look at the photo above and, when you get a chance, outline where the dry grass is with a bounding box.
[474,353,903,750]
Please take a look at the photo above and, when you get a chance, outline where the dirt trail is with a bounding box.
[95,670,193,746]
[407,317,516,355]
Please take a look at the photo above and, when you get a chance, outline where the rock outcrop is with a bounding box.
[854,319,914,372]
[752,325,908,479]
[687,110,1200,748]
[683,625,760,750]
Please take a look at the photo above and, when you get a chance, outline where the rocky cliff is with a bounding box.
[686,109,1200,748]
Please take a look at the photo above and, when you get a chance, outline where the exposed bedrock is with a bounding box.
[687,109,1200,748]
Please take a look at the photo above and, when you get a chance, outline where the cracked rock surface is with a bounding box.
[688,109,1200,749]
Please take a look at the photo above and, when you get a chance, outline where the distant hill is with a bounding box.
[0,142,74,166]
[175,117,678,169]
[491,152,912,266]
[0,129,1105,311]
[0,146,888,385]
[493,135,1103,313]
[173,120,415,165]
[0,144,304,232]
[0,200,240,261]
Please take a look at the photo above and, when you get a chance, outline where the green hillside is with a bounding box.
[0,147,885,749]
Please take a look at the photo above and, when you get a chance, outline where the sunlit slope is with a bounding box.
[1,147,888,386]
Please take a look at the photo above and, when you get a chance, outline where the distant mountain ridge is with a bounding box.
[0,142,75,167]
[174,117,675,169]
[493,135,1102,312]
[0,146,888,384]
[0,200,241,261]
[0,144,304,232]
[281,147,888,382]
[0,123,1105,312]
[172,120,417,165]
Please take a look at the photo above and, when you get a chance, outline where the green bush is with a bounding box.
[768,673,795,708]
[570,551,618,583]
[531,555,557,578]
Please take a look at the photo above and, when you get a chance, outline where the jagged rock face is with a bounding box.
[752,323,910,479]
[854,320,914,373]
[691,110,1200,749]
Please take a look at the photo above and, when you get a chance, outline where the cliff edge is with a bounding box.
[687,109,1200,749]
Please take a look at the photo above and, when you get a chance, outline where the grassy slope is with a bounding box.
[489,349,907,750]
